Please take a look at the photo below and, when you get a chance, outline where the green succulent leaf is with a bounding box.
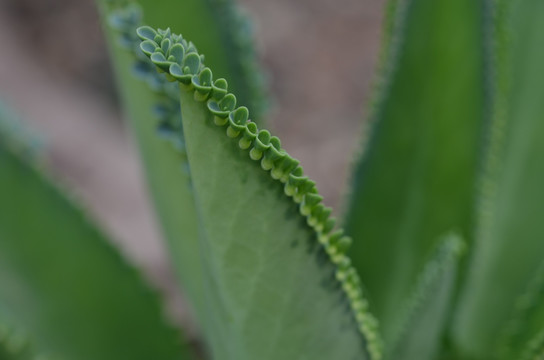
[139,27,382,360]
[344,0,485,341]
[452,0,544,357]
[97,0,268,333]
[387,233,464,360]
[0,115,190,360]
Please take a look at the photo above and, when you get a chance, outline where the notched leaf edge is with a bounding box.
[137,25,383,360]
[107,4,191,175]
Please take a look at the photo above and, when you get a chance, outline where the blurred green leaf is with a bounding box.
[518,333,544,360]
[452,0,544,357]
[388,233,463,360]
[0,135,190,360]
[0,323,34,360]
[497,262,544,360]
[344,0,484,342]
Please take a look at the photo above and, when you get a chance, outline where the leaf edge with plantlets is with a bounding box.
[104,0,268,125]
[107,3,191,171]
[136,25,383,360]
[98,0,211,339]
[201,0,268,120]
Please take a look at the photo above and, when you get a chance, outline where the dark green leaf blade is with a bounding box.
[344,0,485,341]
[452,0,544,357]
[0,137,189,360]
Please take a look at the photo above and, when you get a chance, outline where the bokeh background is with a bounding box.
[0,0,384,332]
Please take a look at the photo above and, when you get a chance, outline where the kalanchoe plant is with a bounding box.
[1,0,544,359]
